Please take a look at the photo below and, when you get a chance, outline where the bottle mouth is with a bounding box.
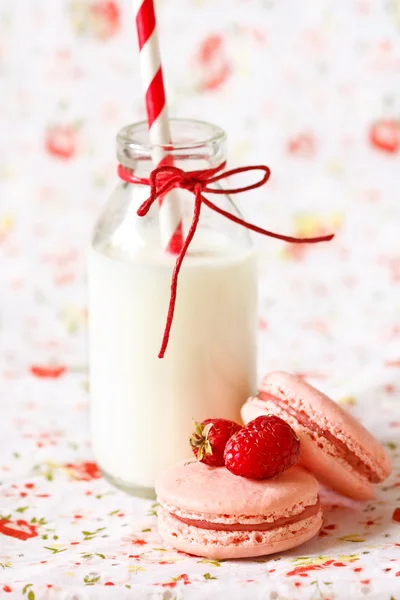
[117,118,226,154]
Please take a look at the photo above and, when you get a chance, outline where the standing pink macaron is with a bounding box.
[241,371,392,501]
[156,461,322,559]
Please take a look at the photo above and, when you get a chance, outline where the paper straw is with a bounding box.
[135,0,184,253]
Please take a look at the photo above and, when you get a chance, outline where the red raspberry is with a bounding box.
[224,415,300,479]
[189,419,242,467]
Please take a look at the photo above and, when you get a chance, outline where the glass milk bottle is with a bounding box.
[88,119,257,497]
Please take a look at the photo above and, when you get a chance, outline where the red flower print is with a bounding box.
[287,132,316,157]
[319,523,337,537]
[392,508,400,523]
[3,586,12,593]
[196,34,231,92]
[64,461,102,481]
[369,119,400,154]
[90,1,120,39]
[0,519,38,541]
[30,365,67,379]
[45,125,78,160]
[287,560,335,577]
[132,539,147,546]
[160,574,191,588]
[359,517,382,527]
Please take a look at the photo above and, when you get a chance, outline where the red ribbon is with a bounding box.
[118,161,334,358]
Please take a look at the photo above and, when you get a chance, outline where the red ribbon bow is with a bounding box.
[118,161,334,358]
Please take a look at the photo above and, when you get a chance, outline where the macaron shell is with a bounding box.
[261,371,391,481]
[298,429,374,500]
[158,507,323,559]
[156,461,319,517]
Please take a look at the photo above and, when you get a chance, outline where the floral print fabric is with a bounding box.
[1,0,400,598]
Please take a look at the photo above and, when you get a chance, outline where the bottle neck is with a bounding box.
[116,118,227,178]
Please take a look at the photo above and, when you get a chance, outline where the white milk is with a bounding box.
[88,231,256,491]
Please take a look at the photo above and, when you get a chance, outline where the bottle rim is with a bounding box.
[117,118,226,154]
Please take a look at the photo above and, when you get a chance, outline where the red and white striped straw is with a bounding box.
[135,0,184,253]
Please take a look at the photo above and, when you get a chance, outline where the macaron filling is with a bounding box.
[257,391,380,483]
[163,500,320,533]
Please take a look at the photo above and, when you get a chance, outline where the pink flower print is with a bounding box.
[64,461,102,481]
[90,1,120,40]
[369,119,400,154]
[286,132,316,157]
[45,125,79,160]
[196,34,231,91]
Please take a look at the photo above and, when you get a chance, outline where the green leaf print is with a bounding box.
[148,502,159,516]
[84,574,101,585]
[82,527,106,540]
[95,491,114,499]
[22,584,33,595]
[198,559,222,567]
[203,573,217,580]
[43,546,67,554]
[338,534,366,543]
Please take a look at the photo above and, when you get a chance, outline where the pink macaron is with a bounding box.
[156,461,322,559]
[241,371,392,501]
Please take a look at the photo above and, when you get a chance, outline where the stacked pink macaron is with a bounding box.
[156,372,391,559]
[241,372,392,501]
